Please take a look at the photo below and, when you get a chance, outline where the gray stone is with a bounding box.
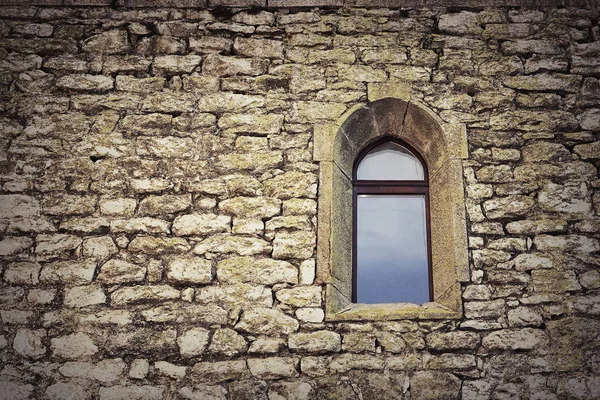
[172,214,231,236]
[483,328,548,350]
[165,256,212,284]
[63,285,106,308]
[56,74,114,93]
[128,236,191,255]
[539,183,591,214]
[208,328,247,357]
[483,196,535,219]
[276,286,321,307]
[99,385,164,400]
[236,308,299,335]
[578,109,600,130]
[247,357,298,379]
[219,197,281,218]
[193,234,271,256]
[217,256,297,285]
[111,285,180,306]
[58,358,126,383]
[82,30,129,54]
[110,218,170,234]
[138,194,192,215]
[426,331,480,350]
[234,37,284,58]
[13,328,46,359]
[51,332,98,359]
[153,55,202,75]
[411,371,461,399]
[154,361,186,379]
[534,234,599,254]
[195,283,272,309]
[45,382,90,400]
[97,259,146,284]
[289,331,341,353]
[40,261,96,285]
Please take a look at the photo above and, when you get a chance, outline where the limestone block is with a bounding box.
[514,253,553,271]
[193,234,271,256]
[219,197,281,218]
[268,382,314,400]
[534,234,599,253]
[197,93,265,113]
[506,219,567,235]
[130,178,173,193]
[463,284,492,301]
[426,331,480,350]
[96,259,145,284]
[99,385,164,400]
[426,353,477,370]
[59,217,110,234]
[217,256,297,285]
[63,285,106,308]
[248,336,286,354]
[579,270,600,290]
[35,234,81,259]
[45,382,90,400]
[4,262,41,285]
[189,36,232,53]
[464,300,505,319]
[153,55,201,75]
[507,307,543,327]
[272,231,316,259]
[234,37,283,58]
[265,216,312,240]
[13,328,46,359]
[438,11,483,35]
[263,172,317,199]
[501,40,563,55]
[276,286,321,307]
[578,109,600,130]
[503,73,582,92]
[44,55,86,73]
[59,358,126,384]
[82,236,118,261]
[51,332,98,359]
[42,195,96,216]
[141,304,227,325]
[215,151,283,172]
[488,237,527,252]
[472,249,511,267]
[329,354,384,373]
[0,237,33,256]
[154,361,186,379]
[531,269,581,293]
[106,328,177,354]
[539,183,591,214]
[141,91,195,113]
[248,357,298,379]
[129,359,149,379]
[195,283,272,309]
[294,101,347,123]
[82,30,129,54]
[165,256,212,284]
[476,165,513,183]
[289,331,341,353]
[110,218,170,234]
[172,214,230,236]
[56,74,114,93]
[522,142,571,163]
[0,195,39,218]
[483,195,535,219]
[483,328,548,350]
[574,141,600,160]
[156,21,198,37]
[191,360,249,384]
[178,386,227,400]
[236,308,299,335]
[410,371,461,399]
[111,285,180,306]
[287,47,355,65]
[208,328,247,356]
[295,307,324,323]
[105,56,153,74]
[40,261,96,285]
[121,113,172,135]
[218,113,283,134]
[128,236,191,255]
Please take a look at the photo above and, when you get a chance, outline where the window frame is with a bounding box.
[352,138,434,304]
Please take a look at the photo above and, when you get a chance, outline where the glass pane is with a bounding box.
[356,141,424,181]
[356,194,430,304]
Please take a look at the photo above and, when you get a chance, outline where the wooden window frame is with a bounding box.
[351,138,434,304]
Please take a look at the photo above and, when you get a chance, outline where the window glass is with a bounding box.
[356,194,430,304]
[356,142,424,181]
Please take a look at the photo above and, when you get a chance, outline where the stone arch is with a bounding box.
[315,96,469,320]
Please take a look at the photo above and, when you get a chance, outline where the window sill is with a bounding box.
[326,301,462,322]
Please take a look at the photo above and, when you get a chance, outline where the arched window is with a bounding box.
[353,139,432,304]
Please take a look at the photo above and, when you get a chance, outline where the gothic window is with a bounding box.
[353,139,432,304]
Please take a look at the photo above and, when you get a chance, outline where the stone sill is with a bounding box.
[326,301,462,321]
[1,0,594,8]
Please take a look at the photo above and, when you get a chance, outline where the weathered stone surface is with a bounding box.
[110,218,170,234]
[63,285,106,308]
[531,269,581,293]
[483,328,548,350]
[106,328,177,355]
[218,113,283,134]
[13,328,46,359]
[534,234,599,254]
[506,219,567,235]
[45,382,89,400]
[0,237,33,256]
[128,237,191,254]
[217,256,297,285]
[208,328,247,356]
[172,214,230,236]
[268,381,315,400]
[165,256,212,284]
[538,183,591,214]
[153,55,202,75]
[99,385,164,400]
[503,73,582,92]
[483,196,535,219]
[178,327,210,358]
[51,332,98,359]
[234,37,284,58]
[464,300,505,319]
[289,331,341,353]
[193,235,271,256]
[578,109,600,130]
[426,331,480,350]
[59,358,126,384]
[236,308,299,335]
[138,194,191,215]
[97,259,146,284]
[438,11,483,35]
[263,172,317,199]
[191,360,249,384]
[82,30,129,54]
[195,283,272,309]
[203,54,268,76]
[215,151,283,172]
[276,286,321,307]
[272,231,315,259]
[40,261,96,285]
[219,197,281,218]
[3,262,41,285]
[248,357,298,379]
[411,371,461,399]
[111,285,180,306]
[56,74,114,93]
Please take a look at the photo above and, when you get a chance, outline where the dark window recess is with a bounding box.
[352,139,433,304]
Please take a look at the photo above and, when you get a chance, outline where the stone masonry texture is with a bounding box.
[0,1,599,399]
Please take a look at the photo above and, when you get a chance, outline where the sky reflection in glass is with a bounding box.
[357,141,424,181]
[356,195,430,304]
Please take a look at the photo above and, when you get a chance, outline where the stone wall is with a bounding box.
[0,3,599,399]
